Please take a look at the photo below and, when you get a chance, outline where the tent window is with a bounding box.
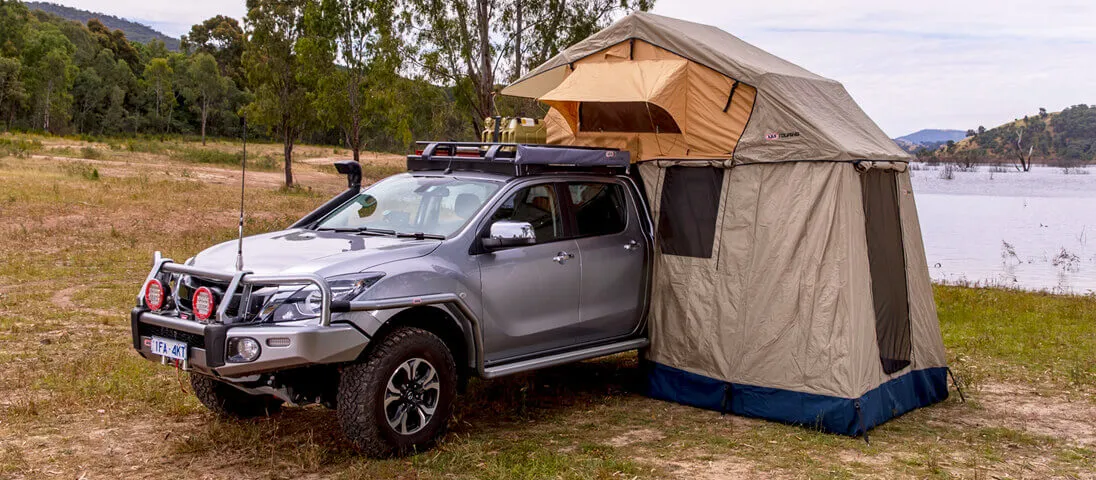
[657,166,723,258]
[580,101,682,133]
[861,170,911,374]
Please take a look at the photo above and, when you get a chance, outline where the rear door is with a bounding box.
[565,180,649,343]
[477,183,582,362]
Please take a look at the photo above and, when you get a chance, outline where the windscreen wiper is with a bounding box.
[396,232,446,240]
[317,227,397,236]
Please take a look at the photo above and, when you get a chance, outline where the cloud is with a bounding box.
[651,0,1096,135]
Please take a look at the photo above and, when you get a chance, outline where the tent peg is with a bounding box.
[947,367,967,403]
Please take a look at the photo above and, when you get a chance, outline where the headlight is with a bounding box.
[259,272,384,322]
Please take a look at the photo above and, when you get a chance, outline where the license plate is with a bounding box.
[150,336,188,361]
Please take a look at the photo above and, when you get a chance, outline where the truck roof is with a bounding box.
[407,142,631,177]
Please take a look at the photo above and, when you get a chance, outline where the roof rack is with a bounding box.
[407,141,630,177]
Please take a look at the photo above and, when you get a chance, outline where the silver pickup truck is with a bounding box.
[131,142,653,456]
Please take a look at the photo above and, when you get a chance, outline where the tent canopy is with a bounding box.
[503,12,948,437]
[504,12,910,164]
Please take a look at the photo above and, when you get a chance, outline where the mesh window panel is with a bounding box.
[861,169,912,374]
[656,166,724,258]
[580,102,682,133]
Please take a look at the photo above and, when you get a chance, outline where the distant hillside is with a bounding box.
[26,1,179,50]
[893,129,966,153]
[936,105,1096,164]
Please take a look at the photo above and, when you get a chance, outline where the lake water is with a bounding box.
[910,164,1096,294]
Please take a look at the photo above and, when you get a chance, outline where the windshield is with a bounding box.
[316,174,501,237]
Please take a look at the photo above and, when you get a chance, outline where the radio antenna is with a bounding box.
[235,115,247,272]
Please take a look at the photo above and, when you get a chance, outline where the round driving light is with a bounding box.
[144,279,165,311]
[192,287,215,321]
[227,337,261,363]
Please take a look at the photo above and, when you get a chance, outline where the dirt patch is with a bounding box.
[607,428,665,447]
[975,382,1096,446]
[639,451,780,480]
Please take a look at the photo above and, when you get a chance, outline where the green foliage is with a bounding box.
[299,0,406,161]
[180,15,244,86]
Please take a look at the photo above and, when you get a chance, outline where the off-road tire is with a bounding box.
[337,327,457,457]
[190,374,283,418]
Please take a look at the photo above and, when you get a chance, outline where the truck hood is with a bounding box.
[190,229,440,276]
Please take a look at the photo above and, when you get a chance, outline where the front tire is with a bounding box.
[190,374,282,418]
[337,327,457,457]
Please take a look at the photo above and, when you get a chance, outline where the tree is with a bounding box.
[965,129,975,137]
[409,0,654,133]
[86,18,141,72]
[300,0,404,162]
[182,52,229,144]
[0,0,30,57]
[1039,107,1047,118]
[21,25,76,132]
[182,15,245,86]
[143,57,175,134]
[243,0,313,187]
[0,57,25,130]
[1012,126,1034,172]
[977,125,985,135]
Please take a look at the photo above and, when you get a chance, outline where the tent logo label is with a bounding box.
[766,131,800,141]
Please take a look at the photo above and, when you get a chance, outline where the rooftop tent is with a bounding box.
[504,12,949,437]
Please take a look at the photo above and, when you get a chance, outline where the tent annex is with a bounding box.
[504,12,950,436]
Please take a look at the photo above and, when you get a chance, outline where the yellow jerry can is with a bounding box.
[481,117,546,144]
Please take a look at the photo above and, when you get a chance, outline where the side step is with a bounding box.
[482,338,649,379]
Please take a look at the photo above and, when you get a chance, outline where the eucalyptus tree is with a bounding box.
[0,57,25,130]
[21,24,76,132]
[408,0,654,132]
[182,52,230,145]
[182,15,246,86]
[243,0,313,187]
[143,57,175,134]
[300,0,404,162]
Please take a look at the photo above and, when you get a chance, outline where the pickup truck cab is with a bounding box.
[131,142,653,456]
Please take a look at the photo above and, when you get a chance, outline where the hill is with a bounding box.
[946,105,1096,165]
[893,129,966,153]
[25,1,179,50]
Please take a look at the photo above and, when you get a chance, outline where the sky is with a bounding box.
[48,0,1096,137]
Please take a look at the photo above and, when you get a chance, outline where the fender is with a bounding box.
[336,294,486,377]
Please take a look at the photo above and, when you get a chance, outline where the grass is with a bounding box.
[0,132,1094,478]
[937,286,1096,388]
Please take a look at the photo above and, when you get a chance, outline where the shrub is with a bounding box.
[61,161,100,181]
[938,163,955,180]
[0,137,44,158]
[80,146,103,160]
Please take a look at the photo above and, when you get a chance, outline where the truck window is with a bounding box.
[567,182,627,237]
[489,184,562,243]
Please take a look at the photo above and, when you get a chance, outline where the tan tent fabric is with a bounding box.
[514,12,947,435]
[504,12,907,164]
[640,162,947,400]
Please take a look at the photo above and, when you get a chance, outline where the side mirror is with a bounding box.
[482,220,535,250]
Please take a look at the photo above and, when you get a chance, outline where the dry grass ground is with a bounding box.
[1,133,1094,479]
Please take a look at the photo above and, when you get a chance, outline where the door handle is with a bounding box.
[624,240,639,251]
[552,251,575,263]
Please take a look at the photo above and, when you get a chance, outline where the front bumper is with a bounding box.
[130,307,369,377]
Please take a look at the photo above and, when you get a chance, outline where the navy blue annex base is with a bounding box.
[646,362,949,436]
